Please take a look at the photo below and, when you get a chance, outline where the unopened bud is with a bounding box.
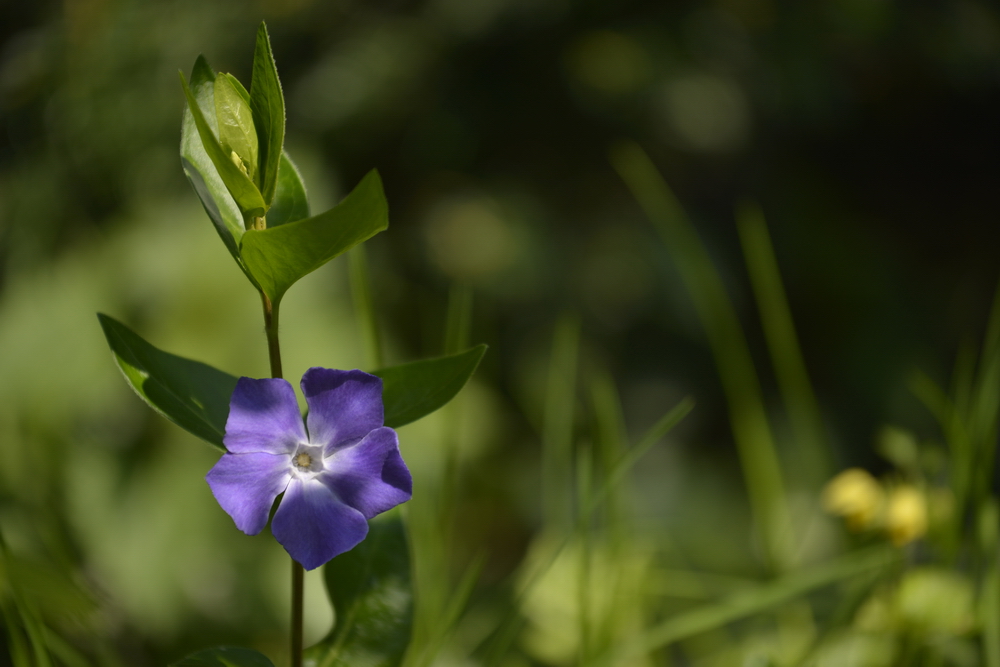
[231,151,249,177]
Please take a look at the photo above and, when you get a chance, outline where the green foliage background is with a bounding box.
[1,0,1000,665]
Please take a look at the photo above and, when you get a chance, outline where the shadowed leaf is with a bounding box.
[172,647,275,667]
[98,314,237,450]
[305,513,412,667]
[267,152,310,227]
[375,344,487,428]
[241,170,387,305]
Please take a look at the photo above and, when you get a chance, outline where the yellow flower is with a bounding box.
[822,468,883,530]
[885,485,927,546]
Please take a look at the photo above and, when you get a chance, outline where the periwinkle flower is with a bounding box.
[207,368,412,570]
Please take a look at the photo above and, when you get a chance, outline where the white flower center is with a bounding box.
[290,443,325,477]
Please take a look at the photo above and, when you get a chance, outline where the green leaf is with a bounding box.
[97,314,237,450]
[180,56,245,267]
[180,70,266,219]
[224,72,251,104]
[375,344,487,429]
[241,170,388,305]
[305,513,412,667]
[214,72,258,184]
[250,22,285,207]
[172,647,276,667]
[267,151,310,227]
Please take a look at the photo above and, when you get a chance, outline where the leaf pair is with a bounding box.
[180,23,282,222]
[98,314,487,451]
[180,25,386,307]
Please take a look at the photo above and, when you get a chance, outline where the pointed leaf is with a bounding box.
[181,71,266,219]
[98,314,237,450]
[180,56,245,266]
[250,22,285,206]
[172,647,275,667]
[267,151,310,227]
[305,513,412,667]
[375,344,487,428]
[224,72,251,104]
[240,170,387,305]
[214,73,259,183]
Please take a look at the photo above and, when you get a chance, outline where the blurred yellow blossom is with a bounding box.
[822,468,883,530]
[885,485,927,546]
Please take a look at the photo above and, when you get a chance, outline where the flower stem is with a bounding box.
[260,290,302,667]
[291,561,304,667]
[261,292,283,380]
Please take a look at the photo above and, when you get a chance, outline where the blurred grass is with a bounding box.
[612,141,794,571]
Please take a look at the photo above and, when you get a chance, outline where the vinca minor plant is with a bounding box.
[98,23,485,667]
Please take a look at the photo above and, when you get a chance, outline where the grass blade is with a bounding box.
[611,142,793,569]
[348,245,383,370]
[542,314,580,531]
[737,203,829,489]
[592,546,898,667]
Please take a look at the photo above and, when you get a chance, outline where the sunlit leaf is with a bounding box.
[305,513,412,667]
[180,71,266,219]
[172,646,275,667]
[180,56,245,267]
[214,72,258,184]
[375,344,487,428]
[240,170,387,305]
[250,22,285,207]
[97,314,237,450]
[267,152,310,227]
[223,72,251,104]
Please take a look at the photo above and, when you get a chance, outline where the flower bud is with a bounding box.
[822,468,883,530]
[885,485,927,546]
[214,73,258,184]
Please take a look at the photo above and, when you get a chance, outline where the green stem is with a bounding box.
[349,246,383,369]
[260,290,301,667]
[261,292,283,380]
[292,560,304,667]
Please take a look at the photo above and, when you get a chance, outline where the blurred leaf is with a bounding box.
[214,73,258,183]
[180,56,246,270]
[983,551,1000,667]
[349,245,383,369]
[375,344,487,429]
[250,22,285,207]
[267,152,310,227]
[305,513,412,667]
[240,170,388,305]
[738,202,829,488]
[612,142,793,568]
[3,553,95,623]
[591,546,898,667]
[180,71,266,219]
[172,647,276,667]
[896,568,974,634]
[97,314,237,450]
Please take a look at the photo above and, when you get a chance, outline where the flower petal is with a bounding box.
[206,452,291,535]
[321,426,412,519]
[224,377,306,454]
[301,368,383,450]
[271,477,369,570]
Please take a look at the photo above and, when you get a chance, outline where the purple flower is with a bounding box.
[206,368,412,570]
